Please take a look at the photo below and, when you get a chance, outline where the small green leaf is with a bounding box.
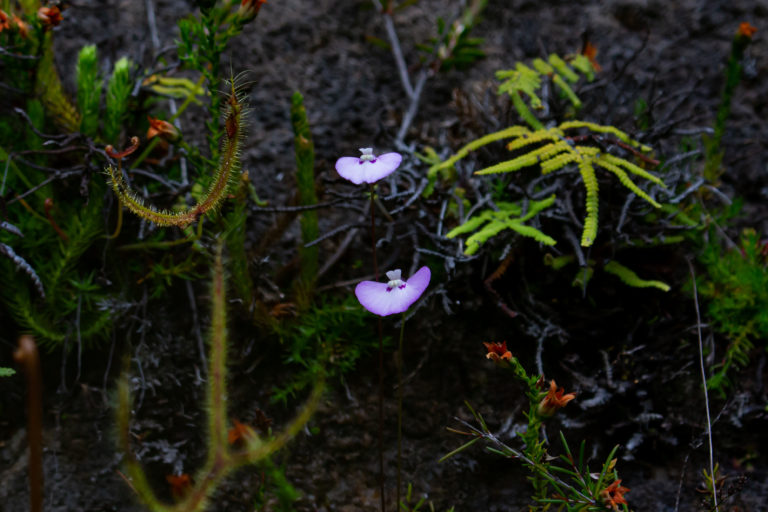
[604,260,671,291]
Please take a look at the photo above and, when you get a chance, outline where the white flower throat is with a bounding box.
[359,147,376,163]
[386,269,406,291]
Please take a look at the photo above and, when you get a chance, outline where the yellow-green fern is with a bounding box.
[464,122,664,246]
[446,196,556,255]
[496,53,597,129]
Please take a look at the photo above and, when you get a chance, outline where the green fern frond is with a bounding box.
[468,121,663,246]
[540,151,578,174]
[600,153,664,186]
[547,53,579,82]
[603,260,670,291]
[505,127,560,151]
[476,140,570,175]
[446,196,556,255]
[511,91,544,130]
[578,157,599,246]
[432,126,530,174]
[496,53,595,129]
[552,74,581,108]
[496,63,542,108]
[560,121,651,151]
[594,156,660,207]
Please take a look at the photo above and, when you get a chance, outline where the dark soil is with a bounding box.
[2,0,768,511]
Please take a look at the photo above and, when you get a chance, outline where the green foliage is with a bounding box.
[223,179,254,307]
[446,196,556,255]
[703,25,755,182]
[399,482,455,512]
[290,91,319,294]
[0,191,111,348]
[416,0,487,72]
[176,3,254,159]
[698,228,768,394]
[496,53,596,129]
[603,260,671,292]
[0,367,16,377]
[271,294,384,405]
[444,356,629,511]
[76,45,102,137]
[435,120,663,247]
[117,246,323,512]
[105,57,134,144]
[252,457,301,512]
[36,33,81,132]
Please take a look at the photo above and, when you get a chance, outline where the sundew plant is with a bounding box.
[0,2,765,512]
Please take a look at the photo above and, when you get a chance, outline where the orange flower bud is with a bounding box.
[165,473,192,500]
[737,22,757,39]
[483,341,512,363]
[536,379,575,418]
[147,116,180,142]
[600,479,630,511]
[227,419,255,445]
[0,10,10,32]
[237,0,266,24]
[582,41,602,72]
[13,15,29,38]
[37,6,62,29]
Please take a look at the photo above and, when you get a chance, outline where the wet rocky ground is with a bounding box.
[2,0,768,511]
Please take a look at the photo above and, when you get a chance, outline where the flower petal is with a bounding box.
[362,152,402,183]
[355,281,397,316]
[405,266,431,296]
[355,266,430,317]
[335,152,402,185]
[335,156,366,185]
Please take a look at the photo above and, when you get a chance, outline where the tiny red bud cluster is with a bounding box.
[237,0,266,24]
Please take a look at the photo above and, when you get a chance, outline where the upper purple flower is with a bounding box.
[335,148,402,185]
[355,266,431,317]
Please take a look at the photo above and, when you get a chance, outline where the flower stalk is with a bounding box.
[116,244,323,512]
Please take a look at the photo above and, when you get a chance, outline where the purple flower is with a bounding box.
[355,266,431,316]
[335,148,402,185]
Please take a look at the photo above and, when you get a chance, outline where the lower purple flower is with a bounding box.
[335,147,402,185]
[355,266,431,316]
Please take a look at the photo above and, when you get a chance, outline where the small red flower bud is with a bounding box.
[146,116,180,142]
[483,341,512,363]
[165,473,192,500]
[600,479,630,511]
[237,0,266,24]
[13,15,29,38]
[536,380,575,418]
[737,22,757,39]
[37,6,62,29]
[0,10,10,33]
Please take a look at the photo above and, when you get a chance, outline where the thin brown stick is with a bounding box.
[14,335,43,512]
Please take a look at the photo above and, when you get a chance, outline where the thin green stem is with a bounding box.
[396,312,406,512]
[369,183,385,512]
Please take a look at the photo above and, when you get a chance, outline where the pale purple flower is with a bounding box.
[355,266,431,316]
[335,148,402,185]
